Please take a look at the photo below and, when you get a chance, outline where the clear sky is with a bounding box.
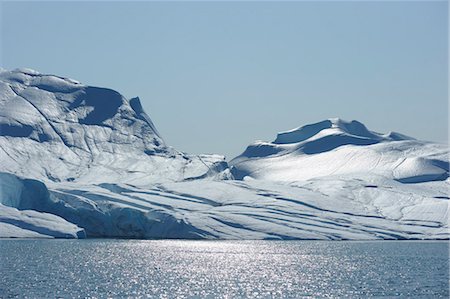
[1,1,448,159]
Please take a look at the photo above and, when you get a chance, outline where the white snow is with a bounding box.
[0,69,448,240]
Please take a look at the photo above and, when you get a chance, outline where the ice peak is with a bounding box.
[274,118,383,145]
[232,118,415,160]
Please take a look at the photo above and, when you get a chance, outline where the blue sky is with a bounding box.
[1,1,447,159]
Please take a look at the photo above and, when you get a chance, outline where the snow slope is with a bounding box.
[0,69,448,240]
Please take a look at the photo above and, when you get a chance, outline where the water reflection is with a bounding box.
[0,240,448,298]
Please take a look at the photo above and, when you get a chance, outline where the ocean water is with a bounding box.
[0,240,448,298]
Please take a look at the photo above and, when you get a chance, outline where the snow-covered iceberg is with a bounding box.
[230,118,448,183]
[0,68,448,240]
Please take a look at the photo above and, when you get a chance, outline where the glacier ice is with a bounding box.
[0,68,448,240]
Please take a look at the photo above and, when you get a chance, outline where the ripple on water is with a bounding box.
[0,240,448,298]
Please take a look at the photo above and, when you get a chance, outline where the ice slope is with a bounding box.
[0,68,228,184]
[38,175,447,240]
[230,118,449,183]
[0,69,448,240]
[3,167,447,239]
[2,173,448,240]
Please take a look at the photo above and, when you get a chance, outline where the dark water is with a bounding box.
[0,240,448,298]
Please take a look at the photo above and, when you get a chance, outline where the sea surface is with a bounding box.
[0,240,448,298]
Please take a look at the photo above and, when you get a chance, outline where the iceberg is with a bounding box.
[0,68,448,240]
